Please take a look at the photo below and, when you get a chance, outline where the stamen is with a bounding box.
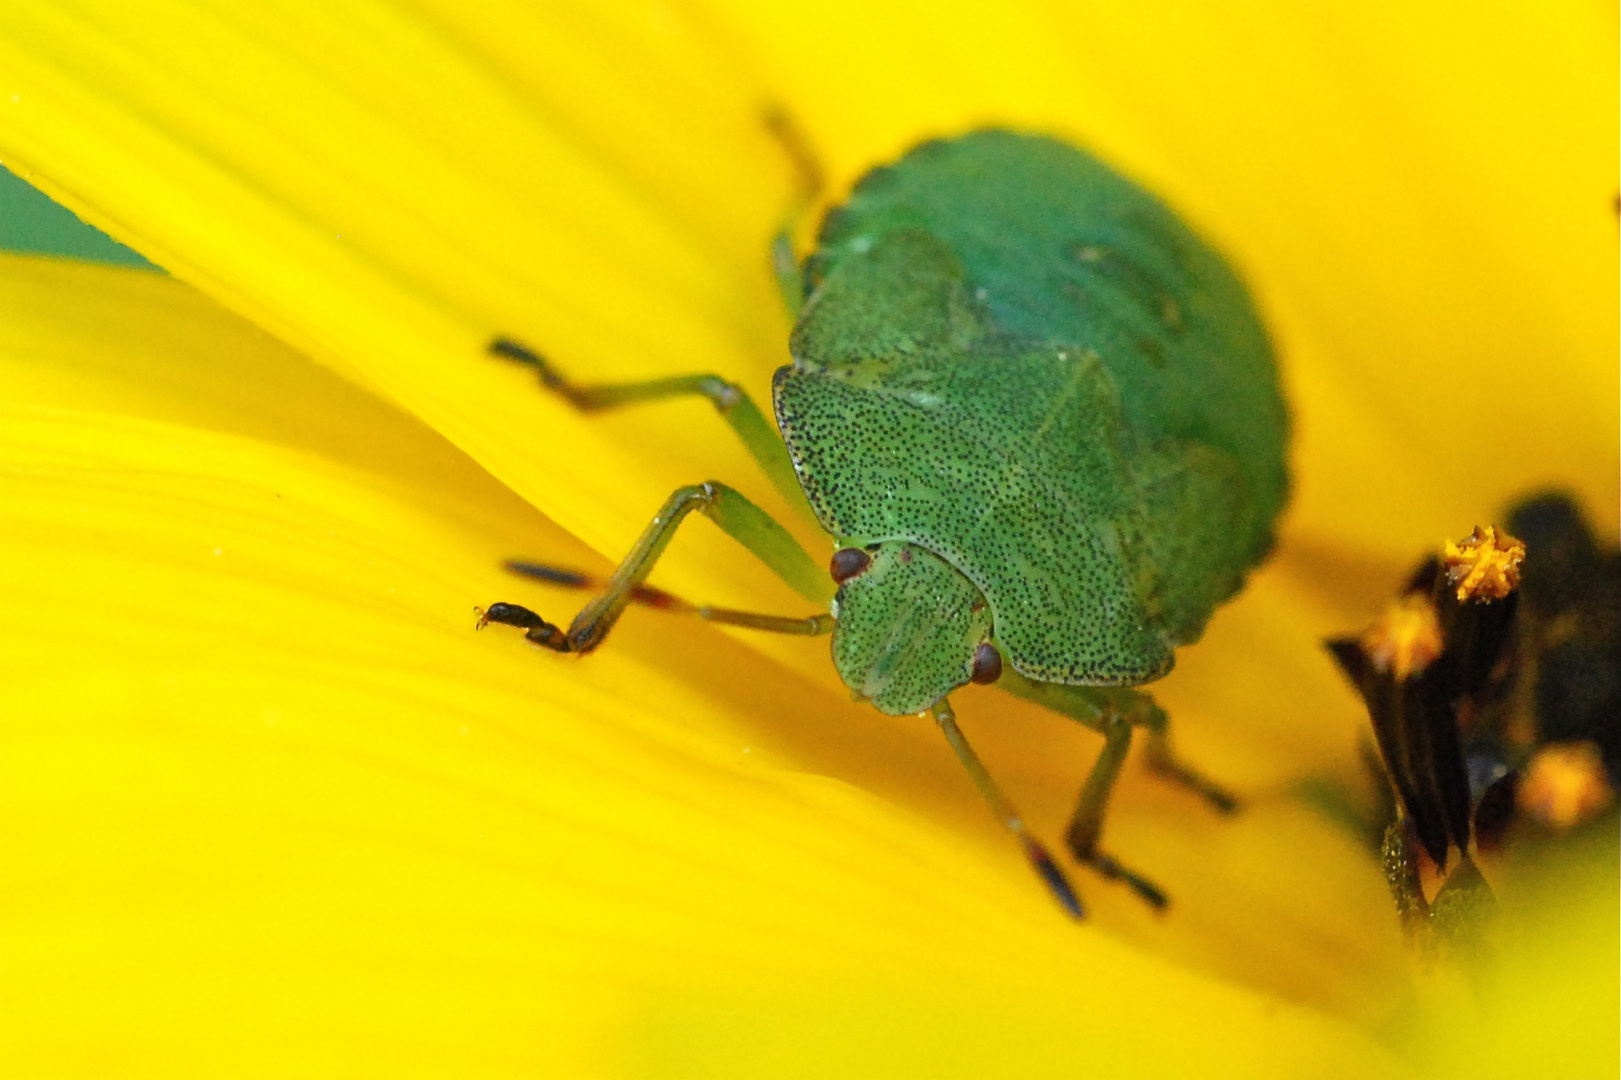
[1359,593,1443,680]
[1518,741,1614,829]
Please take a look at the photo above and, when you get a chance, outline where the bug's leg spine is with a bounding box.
[931,698,1085,919]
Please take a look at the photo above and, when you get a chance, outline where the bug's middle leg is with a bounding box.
[1063,712,1169,911]
[485,337,813,524]
[1139,710,1242,814]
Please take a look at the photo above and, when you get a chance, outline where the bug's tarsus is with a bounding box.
[475,602,543,631]
[487,337,580,404]
[487,336,544,366]
[931,698,1086,919]
[474,602,572,652]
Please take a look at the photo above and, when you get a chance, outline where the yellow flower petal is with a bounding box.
[1,254,1408,1076]
[0,1,809,614]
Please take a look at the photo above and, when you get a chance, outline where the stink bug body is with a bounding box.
[481,129,1288,917]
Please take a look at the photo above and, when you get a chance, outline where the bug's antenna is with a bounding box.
[930,698,1085,919]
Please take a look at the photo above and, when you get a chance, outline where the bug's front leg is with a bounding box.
[479,481,831,655]
[491,558,834,638]
[484,337,814,525]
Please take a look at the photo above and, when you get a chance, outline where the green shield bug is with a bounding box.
[480,128,1288,918]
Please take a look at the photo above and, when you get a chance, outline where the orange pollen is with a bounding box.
[1517,741,1614,829]
[1360,593,1443,680]
[1442,525,1525,602]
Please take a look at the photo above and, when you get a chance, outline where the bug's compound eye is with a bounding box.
[829,547,871,584]
[970,642,1003,684]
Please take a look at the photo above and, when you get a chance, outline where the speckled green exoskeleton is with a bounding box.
[479,129,1288,917]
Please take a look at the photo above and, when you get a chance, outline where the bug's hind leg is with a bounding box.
[1138,703,1242,814]
[1064,714,1170,911]
[762,106,825,321]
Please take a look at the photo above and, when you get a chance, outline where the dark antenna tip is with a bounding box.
[488,336,543,365]
[1021,836,1086,919]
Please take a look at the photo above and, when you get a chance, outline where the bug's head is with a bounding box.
[829,541,1000,716]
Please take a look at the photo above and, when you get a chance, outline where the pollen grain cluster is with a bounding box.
[1442,525,1524,602]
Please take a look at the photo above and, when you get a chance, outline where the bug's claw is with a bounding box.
[476,601,545,631]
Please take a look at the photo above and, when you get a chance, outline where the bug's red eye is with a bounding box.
[829,547,871,584]
[970,642,1003,684]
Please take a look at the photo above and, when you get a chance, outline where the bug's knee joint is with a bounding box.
[698,377,742,410]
